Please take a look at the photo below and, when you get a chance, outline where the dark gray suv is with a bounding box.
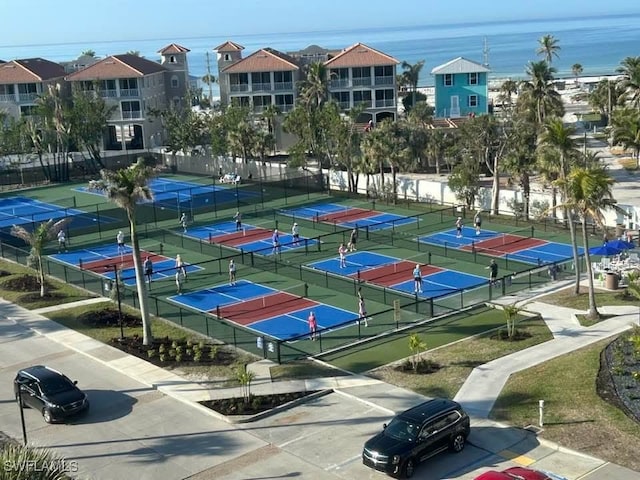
[14,365,89,423]
[362,398,470,478]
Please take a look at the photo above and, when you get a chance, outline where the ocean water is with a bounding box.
[1,12,639,97]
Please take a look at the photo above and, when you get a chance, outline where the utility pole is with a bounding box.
[482,37,490,69]
[205,51,213,102]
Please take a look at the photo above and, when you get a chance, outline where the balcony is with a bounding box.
[100,89,118,98]
[352,77,372,87]
[375,99,395,108]
[330,78,349,88]
[230,84,250,93]
[374,76,394,86]
[0,93,15,102]
[276,104,294,112]
[251,82,272,92]
[18,93,38,102]
[120,88,139,97]
[122,110,142,120]
[274,82,293,91]
[336,101,350,110]
[353,99,373,108]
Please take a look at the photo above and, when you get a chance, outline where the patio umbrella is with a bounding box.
[589,244,623,256]
[606,239,635,251]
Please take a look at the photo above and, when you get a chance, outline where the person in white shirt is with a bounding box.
[292,223,300,246]
[179,213,188,233]
[175,254,187,279]
[57,230,66,253]
[229,259,237,286]
[116,230,125,255]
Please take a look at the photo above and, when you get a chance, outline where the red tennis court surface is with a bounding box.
[317,207,378,223]
[460,235,547,255]
[215,292,316,326]
[354,262,442,287]
[81,250,166,272]
[210,227,272,246]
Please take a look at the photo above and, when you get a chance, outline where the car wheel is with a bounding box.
[450,433,466,452]
[403,458,416,478]
[42,409,53,424]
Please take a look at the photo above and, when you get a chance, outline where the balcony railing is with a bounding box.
[274,82,293,91]
[122,110,142,120]
[100,89,118,98]
[230,84,250,92]
[120,88,139,97]
[18,93,38,102]
[375,99,395,108]
[353,99,373,108]
[352,77,372,87]
[0,93,15,102]
[276,104,294,112]
[374,76,394,86]
[336,101,350,110]
[251,82,272,92]
[330,79,349,88]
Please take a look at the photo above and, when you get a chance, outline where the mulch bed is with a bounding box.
[397,359,442,374]
[0,274,51,291]
[200,391,320,416]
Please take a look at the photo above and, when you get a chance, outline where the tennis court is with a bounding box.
[50,243,203,286]
[168,280,357,340]
[309,250,487,298]
[0,196,114,230]
[418,226,580,265]
[279,202,416,231]
[185,221,318,254]
[77,177,257,210]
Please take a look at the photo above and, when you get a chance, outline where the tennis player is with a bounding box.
[455,217,463,238]
[413,264,423,293]
[308,311,317,341]
[338,243,348,268]
[358,292,369,327]
[229,259,237,286]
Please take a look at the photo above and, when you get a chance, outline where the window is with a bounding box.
[119,78,138,90]
[375,89,394,107]
[353,90,372,106]
[224,53,231,61]
[331,91,350,109]
[231,96,250,107]
[444,74,454,86]
[121,101,141,118]
[274,71,292,83]
[468,95,478,107]
[170,55,176,63]
[468,72,478,85]
[171,75,179,88]
[253,95,272,109]
[20,105,37,116]
[374,65,393,77]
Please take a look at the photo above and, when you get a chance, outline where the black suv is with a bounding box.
[362,398,470,478]
[14,365,89,423]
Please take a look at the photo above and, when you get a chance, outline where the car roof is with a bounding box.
[19,365,66,381]
[474,468,551,480]
[398,398,462,423]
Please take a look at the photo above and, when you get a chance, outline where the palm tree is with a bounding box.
[11,218,71,297]
[497,79,518,110]
[616,56,640,108]
[502,116,537,219]
[201,74,216,104]
[517,61,563,125]
[300,62,329,109]
[537,34,560,63]
[610,108,640,168]
[0,442,74,479]
[571,63,583,84]
[81,49,96,57]
[89,159,156,345]
[557,166,620,319]
[588,79,626,121]
[401,60,425,111]
[538,118,581,294]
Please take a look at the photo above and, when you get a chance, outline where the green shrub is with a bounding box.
[209,345,218,360]
[175,353,183,362]
[159,344,166,354]
[194,352,202,362]
[147,349,156,359]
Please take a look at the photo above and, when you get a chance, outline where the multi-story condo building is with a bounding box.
[65,44,190,150]
[215,41,399,125]
[0,58,67,119]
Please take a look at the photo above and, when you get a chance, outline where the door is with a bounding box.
[450,96,460,118]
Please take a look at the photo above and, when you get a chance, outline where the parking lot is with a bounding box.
[1,301,639,480]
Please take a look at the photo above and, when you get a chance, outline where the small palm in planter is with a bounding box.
[236,365,256,404]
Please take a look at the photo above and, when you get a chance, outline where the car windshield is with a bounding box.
[40,376,74,395]
[385,418,418,442]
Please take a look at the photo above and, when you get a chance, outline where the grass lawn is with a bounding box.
[45,303,257,380]
[0,261,95,308]
[270,360,350,381]
[491,338,640,472]
[370,316,552,400]
[538,285,638,310]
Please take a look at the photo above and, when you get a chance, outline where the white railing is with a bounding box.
[374,76,394,86]
[337,101,350,110]
[375,99,395,108]
[251,82,271,92]
[122,110,142,120]
[100,89,118,98]
[330,79,349,88]
[120,88,139,97]
[276,104,294,112]
[230,84,249,92]
[18,93,38,102]
[354,99,373,108]
[0,93,15,102]
[352,77,372,86]
[274,82,293,91]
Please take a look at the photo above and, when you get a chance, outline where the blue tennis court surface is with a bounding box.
[0,196,114,230]
[251,304,356,339]
[77,177,258,210]
[309,251,398,276]
[279,203,416,230]
[418,228,499,248]
[169,280,274,311]
[186,221,257,241]
[506,242,584,265]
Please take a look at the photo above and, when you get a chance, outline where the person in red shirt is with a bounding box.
[308,311,317,341]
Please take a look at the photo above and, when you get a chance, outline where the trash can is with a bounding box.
[605,272,619,290]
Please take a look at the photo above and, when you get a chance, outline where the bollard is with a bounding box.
[539,399,545,427]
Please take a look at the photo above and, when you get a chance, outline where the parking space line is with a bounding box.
[498,449,536,466]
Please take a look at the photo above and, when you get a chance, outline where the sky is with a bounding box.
[1,0,638,47]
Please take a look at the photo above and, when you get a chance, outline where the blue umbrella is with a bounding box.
[589,244,623,256]
[606,239,635,250]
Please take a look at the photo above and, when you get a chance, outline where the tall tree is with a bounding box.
[401,60,425,112]
[517,61,563,125]
[497,79,518,111]
[571,63,583,84]
[538,118,581,294]
[448,154,482,209]
[537,34,560,63]
[588,79,625,121]
[610,107,640,168]
[89,159,156,345]
[557,166,620,319]
[616,56,640,108]
[81,49,96,57]
[11,218,71,297]
[300,62,329,109]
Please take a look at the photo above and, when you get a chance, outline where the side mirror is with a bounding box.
[383,423,387,429]
[73,380,78,385]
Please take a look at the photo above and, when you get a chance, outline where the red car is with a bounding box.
[474,467,554,480]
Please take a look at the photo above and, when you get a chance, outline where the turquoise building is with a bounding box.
[431,57,490,118]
